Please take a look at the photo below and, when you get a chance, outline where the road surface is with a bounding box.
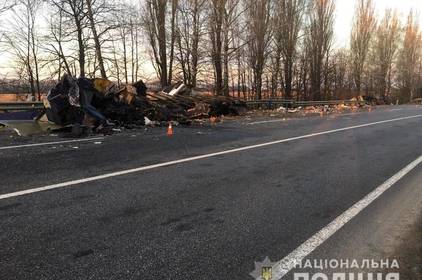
[0,105,421,279]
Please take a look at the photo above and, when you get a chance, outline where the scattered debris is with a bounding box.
[244,102,367,120]
[1,76,377,138]
[276,106,287,113]
[144,116,153,126]
[350,96,365,102]
[37,75,247,136]
[0,119,63,136]
[288,108,300,113]
[164,82,186,96]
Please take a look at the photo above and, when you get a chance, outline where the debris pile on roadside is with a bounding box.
[41,74,247,133]
[250,101,369,119]
[297,103,364,115]
[275,103,361,115]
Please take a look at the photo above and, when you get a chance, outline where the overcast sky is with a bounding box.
[0,0,421,77]
[334,0,421,48]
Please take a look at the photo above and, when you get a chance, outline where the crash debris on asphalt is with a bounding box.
[0,75,247,136]
[248,102,370,119]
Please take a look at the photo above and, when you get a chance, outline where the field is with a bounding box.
[0,93,30,102]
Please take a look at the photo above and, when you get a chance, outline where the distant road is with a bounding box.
[0,105,421,279]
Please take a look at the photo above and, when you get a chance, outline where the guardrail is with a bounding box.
[244,99,366,109]
[0,99,367,112]
[0,101,44,112]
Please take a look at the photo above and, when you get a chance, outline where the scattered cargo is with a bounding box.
[0,75,247,136]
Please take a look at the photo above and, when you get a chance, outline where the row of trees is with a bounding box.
[0,0,421,102]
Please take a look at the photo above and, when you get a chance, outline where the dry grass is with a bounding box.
[0,93,30,102]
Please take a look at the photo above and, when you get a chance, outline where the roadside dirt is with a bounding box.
[385,213,422,279]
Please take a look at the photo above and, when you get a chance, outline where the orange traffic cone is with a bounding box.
[369,107,372,113]
[320,111,324,117]
[167,122,173,136]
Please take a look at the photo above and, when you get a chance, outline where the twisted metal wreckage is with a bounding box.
[0,74,247,136]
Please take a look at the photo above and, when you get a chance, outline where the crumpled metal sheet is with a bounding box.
[0,120,63,136]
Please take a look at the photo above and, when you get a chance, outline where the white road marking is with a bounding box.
[390,108,403,111]
[271,155,422,279]
[0,137,105,151]
[1,114,422,200]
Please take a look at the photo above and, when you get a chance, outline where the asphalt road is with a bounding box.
[0,105,421,279]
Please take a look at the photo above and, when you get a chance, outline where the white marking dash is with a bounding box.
[0,137,105,151]
[271,155,422,279]
[0,114,422,200]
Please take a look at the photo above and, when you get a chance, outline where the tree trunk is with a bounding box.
[75,18,85,77]
[86,0,106,79]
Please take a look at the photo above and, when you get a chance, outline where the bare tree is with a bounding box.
[176,0,206,87]
[296,42,310,100]
[306,0,335,100]
[143,0,178,88]
[0,0,15,48]
[167,0,178,85]
[372,9,400,98]
[5,0,42,100]
[2,0,421,104]
[209,0,225,95]
[273,0,305,99]
[50,0,88,77]
[332,48,351,99]
[244,0,271,100]
[350,0,376,97]
[44,9,73,79]
[143,0,166,87]
[0,0,15,14]
[0,1,14,47]
[110,3,142,84]
[232,18,248,98]
[397,11,421,102]
[222,0,241,96]
[113,6,130,84]
[208,0,242,95]
[85,0,107,78]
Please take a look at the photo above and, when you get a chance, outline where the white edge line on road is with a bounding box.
[272,154,422,280]
[0,137,105,150]
[1,114,422,200]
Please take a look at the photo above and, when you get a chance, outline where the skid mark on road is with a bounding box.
[1,114,422,200]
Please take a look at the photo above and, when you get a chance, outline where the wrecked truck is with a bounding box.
[42,75,246,129]
[0,75,247,136]
[44,74,148,130]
